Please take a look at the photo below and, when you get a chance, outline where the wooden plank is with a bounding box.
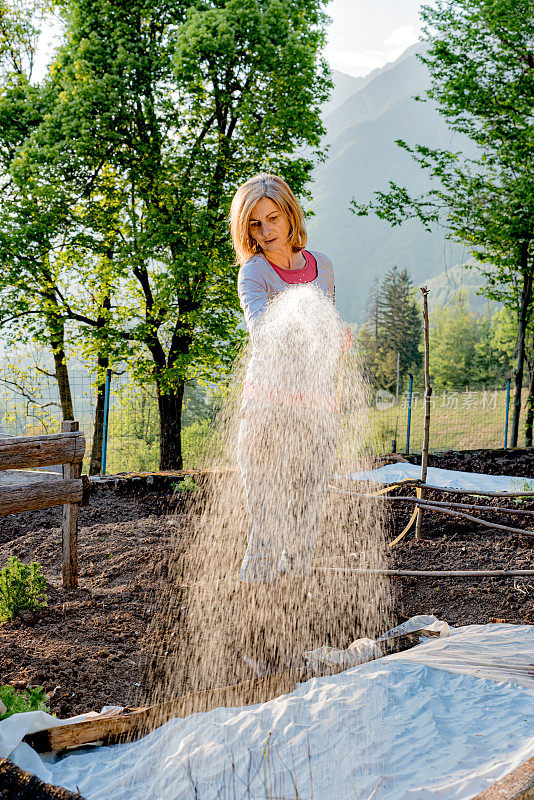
[0,479,83,516]
[61,421,81,590]
[416,500,534,538]
[26,670,298,752]
[470,755,534,799]
[336,566,534,578]
[0,432,85,470]
[0,469,63,487]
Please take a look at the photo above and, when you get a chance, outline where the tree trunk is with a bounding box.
[511,247,533,447]
[525,364,534,447]
[157,381,184,470]
[51,331,74,421]
[89,352,109,475]
[88,292,111,475]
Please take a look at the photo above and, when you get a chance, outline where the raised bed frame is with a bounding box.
[0,420,88,589]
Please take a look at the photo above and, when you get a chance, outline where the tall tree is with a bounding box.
[358,267,422,391]
[0,1,78,421]
[352,0,534,446]
[19,0,330,469]
[379,266,423,381]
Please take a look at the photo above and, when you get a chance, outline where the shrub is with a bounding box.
[0,684,50,720]
[0,556,48,622]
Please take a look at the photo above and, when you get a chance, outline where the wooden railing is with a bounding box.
[0,420,88,589]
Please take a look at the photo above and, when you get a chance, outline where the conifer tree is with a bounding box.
[379,267,423,379]
[359,267,422,391]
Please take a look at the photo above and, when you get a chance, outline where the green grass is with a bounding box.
[371,387,516,454]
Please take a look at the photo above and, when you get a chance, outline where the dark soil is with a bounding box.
[0,479,187,719]
[389,449,534,626]
[0,757,85,799]
[0,451,533,719]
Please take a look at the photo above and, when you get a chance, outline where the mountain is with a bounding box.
[425,261,499,316]
[324,45,428,143]
[322,70,366,117]
[308,46,473,323]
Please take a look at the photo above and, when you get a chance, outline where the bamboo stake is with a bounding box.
[422,483,534,498]
[353,494,534,517]
[415,500,534,537]
[416,286,431,539]
[330,481,534,499]
[331,566,534,578]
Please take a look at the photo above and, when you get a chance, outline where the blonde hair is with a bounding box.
[229,173,307,265]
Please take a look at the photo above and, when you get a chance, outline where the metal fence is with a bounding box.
[372,380,514,454]
[0,359,522,474]
[0,361,214,473]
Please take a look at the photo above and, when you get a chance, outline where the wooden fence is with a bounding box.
[0,420,88,589]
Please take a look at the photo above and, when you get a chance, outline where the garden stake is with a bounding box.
[415,287,431,539]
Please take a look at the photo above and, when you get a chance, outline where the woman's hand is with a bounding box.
[341,327,353,354]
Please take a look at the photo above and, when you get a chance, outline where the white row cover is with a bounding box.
[339,462,534,493]
[2,620,534,800]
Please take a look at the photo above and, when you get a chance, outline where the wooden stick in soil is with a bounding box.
[416,286,431,539]
[415,500,534,537]
[360,494,534,516]
[333,566,534,578]
[61,420,83,590]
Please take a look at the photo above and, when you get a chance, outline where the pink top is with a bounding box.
[264,250,317,284]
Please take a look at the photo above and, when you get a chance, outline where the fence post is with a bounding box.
[405,373,413,454]
[62,420,80,590]
[504,378,511,449]
[101,368,112,476]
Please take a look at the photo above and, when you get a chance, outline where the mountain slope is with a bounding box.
[308,48,473,322]
[322,70,366,117]
[426,261,499,315]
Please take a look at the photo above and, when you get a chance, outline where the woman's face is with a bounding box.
[248,198,291,254]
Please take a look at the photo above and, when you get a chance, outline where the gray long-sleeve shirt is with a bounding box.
[237,250,337,414]
[237,250,335,333]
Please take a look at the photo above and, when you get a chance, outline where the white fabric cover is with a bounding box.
[339,463,534,493]
[2,621,534,799]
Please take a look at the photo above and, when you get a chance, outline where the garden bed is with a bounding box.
[0,450,533,718]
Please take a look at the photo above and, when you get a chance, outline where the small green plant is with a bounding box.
[0,556,48,622]
[0,684,50,720]
[172,475,198,493]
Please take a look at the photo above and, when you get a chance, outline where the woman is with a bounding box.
[230,173,343,675]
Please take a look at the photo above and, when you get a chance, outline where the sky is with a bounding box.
[34,1,426,83]
[324,0,425,77]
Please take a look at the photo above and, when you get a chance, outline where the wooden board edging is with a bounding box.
[469,754,534,799]
[25,669,298,752]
